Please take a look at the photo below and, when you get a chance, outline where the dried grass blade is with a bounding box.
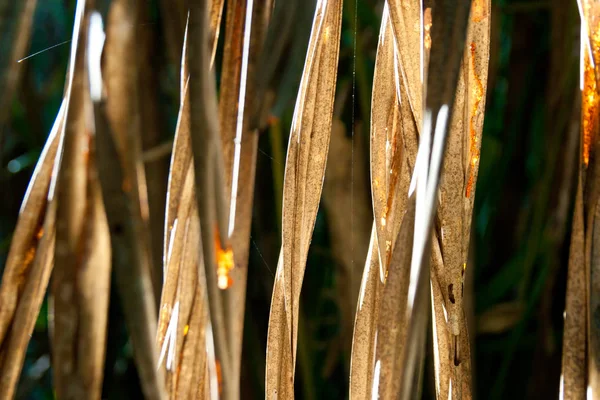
[401,1,472,397]
[561,172,586,399]
[93,3,165,396]
[209,0,226,66]
[217,0,272,391]
[0,103,65,399]
[187,1,234,397]
[0,100,64,345]
[52,7,111,399]
[579,4,600,395]
[349,225,382,400]
[0,0,37,142]
[373,199,416,399]
[0,187,58,399]
[432,1,490,397]
[431,238,451,399]
[0,1,87,395]
[387,0,424,128]
[265,0,343,397]
[370,4,404,272]
[165,22,191,262]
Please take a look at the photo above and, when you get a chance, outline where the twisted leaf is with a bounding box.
[52,7,111,399]
[265,0,343,397]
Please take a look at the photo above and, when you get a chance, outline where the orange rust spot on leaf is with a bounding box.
[424,8,432,50]
[471,0,489,22]
[214,227,234,290]
[216,359,223,395]
[465,42,484,198]
[583,47,600,167]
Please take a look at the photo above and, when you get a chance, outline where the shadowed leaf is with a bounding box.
[0,0,37,144]
[93,1,166,397]
[52,7,111,399]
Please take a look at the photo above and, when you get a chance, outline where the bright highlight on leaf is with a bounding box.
[215,229,234,290]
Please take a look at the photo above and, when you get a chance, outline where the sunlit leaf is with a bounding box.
[265,0,343,397]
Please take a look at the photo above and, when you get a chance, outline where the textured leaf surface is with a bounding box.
[265,0,343,397]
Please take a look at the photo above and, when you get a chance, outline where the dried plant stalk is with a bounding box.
[265,0,343,397]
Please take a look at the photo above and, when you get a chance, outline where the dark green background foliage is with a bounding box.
[0,0,580,398]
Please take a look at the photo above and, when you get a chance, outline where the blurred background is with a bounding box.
[0,0,581,398]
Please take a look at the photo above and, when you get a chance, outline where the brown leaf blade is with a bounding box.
[0,102,64,399]
[349,225,381,400]
[187,1,235,397]
[0,101,64,346]
[217,0,272,392]
[373,199,416,399]
[432,0,490,397]
[93,2,166,397]
[52,7,111,399]
[265,0,343,397]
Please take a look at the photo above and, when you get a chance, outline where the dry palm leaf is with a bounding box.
[399,0,472,397]
[0,102,64,399]
[265,0,343,397]
[157,25,216,396]
[217,0,272,392]
[51,7,111,399]
[387,0,424,129]
[350,5,419,398]
[0,100,64,347]
[350,225,382,400]
[0,2,87,396]
[431,0,490,398]
[92,2,166,398]
[372,198,416,399]
[187,1,236,397]
[0,0,37,144]
[350,7,401,398]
